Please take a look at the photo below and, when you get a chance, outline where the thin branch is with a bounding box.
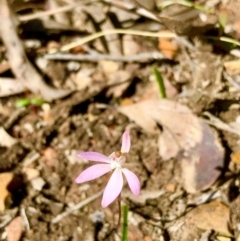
[0,0,72,101]
[44,51,165,62]
[223,71,240,90]
[18,1,95,22]
[51,191,103,223]
[203,112,240,136]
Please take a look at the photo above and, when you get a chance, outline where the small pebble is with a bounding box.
[31,177,46,191]
[67,61,81,72]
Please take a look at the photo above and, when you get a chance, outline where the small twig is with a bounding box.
[223,71,240,90]
[203,112,240,136]
[44,51,165,62]
[0,0,72,101]
[4,107,27,130]
[51,191,103,223]
[20,207,30,232]
[104,0,160,22]
[18,1,94,22]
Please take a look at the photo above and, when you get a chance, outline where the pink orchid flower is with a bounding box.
[75,131,140,208]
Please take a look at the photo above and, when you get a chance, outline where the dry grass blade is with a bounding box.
[51,191,103,223]
[59,29,177,52]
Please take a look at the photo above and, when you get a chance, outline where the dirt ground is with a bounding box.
[0,0,240,241]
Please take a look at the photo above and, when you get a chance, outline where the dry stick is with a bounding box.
[0,0,72,101]
[223,71,240,90]
[17,0,158,23]
[44,51,165,62]
[104,0,160,22]
[0,77,26,97]
[18,1,92,22]
[51,191,103,223]
[203,112,240,136]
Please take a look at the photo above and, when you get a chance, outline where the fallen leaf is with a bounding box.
[165,183,176,192]
[119,102,158,133]
[120,98,134,106]
[188,201,230,235]
[6,216,24,241]
[158,36,178,59]
[231,152,240,165]
[118,99,224,193]
[224,60,240,76]
[107,70,132,98]
[158,128,179,160]
[22,167,40,181]
[122,190,165,204]
[0,172,14,211]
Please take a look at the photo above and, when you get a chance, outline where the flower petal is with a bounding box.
[75,164,111,183]
[101,169,123,208]
[122,168,140,196]
[77,152,111,163]
[121,131,131,153]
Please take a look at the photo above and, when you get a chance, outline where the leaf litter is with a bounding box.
[119,99,225,193]
[0,0,240,240]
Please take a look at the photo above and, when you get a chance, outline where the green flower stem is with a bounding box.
[152,66,167,98]
[121,205,129,241]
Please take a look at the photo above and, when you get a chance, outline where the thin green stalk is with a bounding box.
[152,66,167,98]
[121,205,129,241]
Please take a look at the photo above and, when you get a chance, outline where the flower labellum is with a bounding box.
[75,131,140,208]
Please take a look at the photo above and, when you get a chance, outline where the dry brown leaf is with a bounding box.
[22,167,40,181]
[188,201,230,235]
[107,70,132,98]
[224,60,240,76]
[118,99,224,193]
[120,98,134,106]
[0,172,14,211]
[158,37,178,59]
[118,101,157,133]
[6,216,25,241]
[122,190,165,204]
[158,128,179,160]
[231,152,240,165]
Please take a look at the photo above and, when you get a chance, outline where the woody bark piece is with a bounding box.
[0,0,72,101]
